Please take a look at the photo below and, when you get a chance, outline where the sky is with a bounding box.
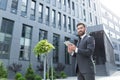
[100,0,120,17]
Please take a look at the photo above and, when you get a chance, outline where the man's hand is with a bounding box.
[67,44,76,54]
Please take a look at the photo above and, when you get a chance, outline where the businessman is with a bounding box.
[67,23,95,80]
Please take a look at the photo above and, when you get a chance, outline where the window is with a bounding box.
[38,29,48,62]
[0,18,14,59]
[58,12,61,29]
[53,34,60,63]
[76,4,79,17]
[89,13,92,22]
[115,25,119,32]
[95,16,98,25]
[102,17,107,25]
[83,9,86,16]
[64,37,70,64]
[72,2,74,10]
[39,29,47,40]
[52,9,56,27]
[83,9,86,22]
[68,17,71,33]
[30,0,36,20]
[73,19,76,32]
[109,22,114,29]
[52,0,56,6]
[45,7,50,25]
[113,42,118,50]
[21,0,28,17]
[0,0,8,10]
[93,3,96,11]
[105,12,112,20]
[58,0,61,8]
[67,0,70,8]
[109,31,116,38]
[38,3,43,23]
[19,24,32,60]
[115,54,119,61]
[63,15,66,32]
[58,0,61,3]
[11,0,18,14]
[119,45,120,51]
[46,0,50,3]
[113,17,118,23]
[88,0,91,7]
[62,0,66,5]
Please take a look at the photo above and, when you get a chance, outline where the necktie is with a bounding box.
[77,37,81,47]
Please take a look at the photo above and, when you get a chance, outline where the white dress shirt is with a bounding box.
[71,33,86,55]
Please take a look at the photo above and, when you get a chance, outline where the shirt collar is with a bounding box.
[80,33,86,39]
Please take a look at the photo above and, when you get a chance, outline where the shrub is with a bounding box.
[0,61,7,78]
[34,75,42,80]
[18,77,26,80]
[8,63,22,73]
[0,78,7,80]
[60,71,67,78]
[25,64,35,80]
[55,63,65,72]
[15,72,22,80]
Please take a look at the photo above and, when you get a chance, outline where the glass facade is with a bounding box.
[73,19,76,33]
[62,0,66,5]
[19,24,32,60]
[64,37,70,64]
[83,9,86,22]
[68,17,71,33]
[0,18,14,59]
[11,0,18,14]
[30,0,36,20]
[45,7,49,25]
[38,3,43,23]
[39,29,47,41]
[63,15,67,32]
[67,0,70,8]
[90,13,92,22]
[21,0,28,17]
[52,9,56,27]
[58,12,61,30]
[0,0,113,76]
[53,34,59,63]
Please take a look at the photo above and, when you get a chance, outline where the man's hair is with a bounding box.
[77,23,86,27]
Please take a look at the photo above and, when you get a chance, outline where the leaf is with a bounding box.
[33,39,55,56]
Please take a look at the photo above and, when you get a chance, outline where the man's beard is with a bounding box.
[78,31,85,36]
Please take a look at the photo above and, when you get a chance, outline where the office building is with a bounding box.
[0,0,102,77]
[100,4,120,69]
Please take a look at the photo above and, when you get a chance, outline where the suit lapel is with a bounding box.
[77,35,87,47]
[81,35,87,42]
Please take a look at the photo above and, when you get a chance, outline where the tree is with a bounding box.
[0,61,7,78]
[33,39,55,80]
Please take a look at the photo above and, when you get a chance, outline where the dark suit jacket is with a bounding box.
[73,35,95,74]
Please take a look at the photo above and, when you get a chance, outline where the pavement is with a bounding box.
[56,71,120,80]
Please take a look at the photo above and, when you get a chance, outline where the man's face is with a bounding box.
[77,24,86,36]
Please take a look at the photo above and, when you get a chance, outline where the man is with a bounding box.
[68,23,95,80]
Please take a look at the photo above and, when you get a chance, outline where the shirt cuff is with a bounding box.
[75,47,78,53]
[71,47,78,56]
[71,52,74,56]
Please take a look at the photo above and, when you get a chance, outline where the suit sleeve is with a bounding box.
[77,36,95,57]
